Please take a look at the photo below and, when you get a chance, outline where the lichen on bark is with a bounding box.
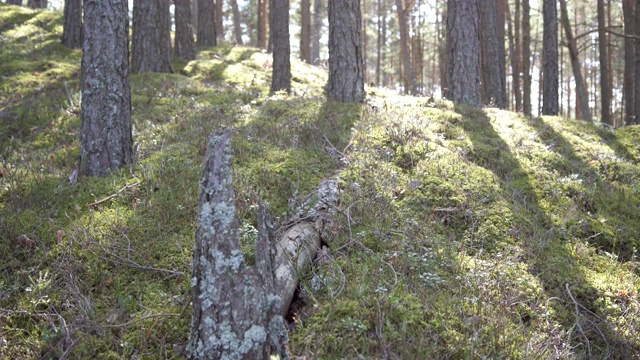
[188,129,288,360]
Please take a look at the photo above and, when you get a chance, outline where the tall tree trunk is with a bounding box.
[542,0,558,115]
[498,0,507,106]
[300,0,311,62]
[514,0,522,111]
[187,130,288,360]
[363,0,367,83]
[270,0,291,94]
[376,0,382,86]
[268,0,274,52]
[522,0,531,115]
[215,0,224,43]
[328,0,365,102]
[27,0,46,8]
[445,0,480,106]
[479,0,506,108]
[132,0,174,74]
[175,0,196,61]
[257,0,268,48]
[395,0,417,94]
[197,0,217,47]
[80,0,133,177]
[382,0,389,86]
[623,0,636,125]
[62,0,82,49]
[192,0,198,31]
[597,0,611,125]
[230,0,243,44]
[559,0,591,121]
[311,0,322,64]
[633,0,640,125]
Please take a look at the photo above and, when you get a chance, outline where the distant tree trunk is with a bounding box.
[27,0,46,8]
[197,0,217,47]
[395,0,417,94]
[363,0,367,83]
[597,0,611,125]
[215,0,224,43]
[175,0,196,61]
[513,0,522,111]
[623,0,635,125]
[542,0,558,115]
[311,0,322,64]
[268,0,274,52]
[6,0,23,6]
[80,0,133,177]
[62,0,82,49]
[479,0,506,108]
[382,0,389,87]
[192,0,198,30]
[328,0,365,102]
[270,0,291,94]
[257,0,268,49]
[559,0,590,121]
[633,1,640,125]
[445,0,480,106]
[132,0,174,73]
[522,0,531,115]
[230,0,243,44]
[376,0,382,86]
[300,0,311,62]
[498,0,507,105]
[187,130,288,360]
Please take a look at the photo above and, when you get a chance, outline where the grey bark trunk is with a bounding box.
[270,0,291,94]
[62,0,82,49]
[80,0,133,177]
[559,0,591,121]
[597,0,611,125]
[215,0,224,43]
[479,0,506,108]
[311,0,322,64]
[395,0,417,94]
[522,0,532,115]
[187,130,288,360]
[623,0,635,125]
[175,0,196,61]
[192,0,198,31]
[328,0,365,102]
[444,0,480,106]
[132,0,174,74]
[300,0,311,62]
[231,0,243,44]
[514,0,522,111]
[542,0,558,115]
[197,0,217,47]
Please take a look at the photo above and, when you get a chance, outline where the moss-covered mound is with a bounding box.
[1,4,639,359]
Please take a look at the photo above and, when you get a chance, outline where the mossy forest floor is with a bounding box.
[2,4,640,359]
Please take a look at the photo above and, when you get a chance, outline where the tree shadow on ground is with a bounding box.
[457,105,640,358]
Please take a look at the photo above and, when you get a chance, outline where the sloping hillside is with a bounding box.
[1,5,639,359]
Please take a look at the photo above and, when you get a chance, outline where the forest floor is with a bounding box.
[1,4,640,359]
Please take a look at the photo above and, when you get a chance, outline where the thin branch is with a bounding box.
[88,182,140,207]
[101,312,181,328]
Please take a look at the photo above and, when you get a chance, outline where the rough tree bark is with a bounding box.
[444,0,480,106]
[197,0,217,47]
[80,0,133,177]
[62,0,82,49]
[395,0,417,94]
[559,0,591,121]
[311,0,322,64]
[270,0,291,94]
[522,0,531,115]
[187,130,288,360]
[542,0,558,115]
[623,0,635,125]
[257,0,268,49]
[231,0,243,44]
[328,0,365,102]
[300,0,311,62]
[132,0,173,74]
[479,0,506,108]
[175,0,196,61]
[597,0,611,125]
[215,0,224,43]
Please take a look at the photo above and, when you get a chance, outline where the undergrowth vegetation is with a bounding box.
[1,4,639,359]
